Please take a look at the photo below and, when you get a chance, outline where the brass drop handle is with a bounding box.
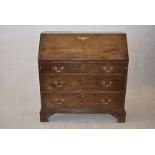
[102,66,113,73]
[54,80,64,88]
[53,98,64,105]
[77,36,89,42]
[101,98,112,105]
[53,66,64,73]
[102,81,113,87]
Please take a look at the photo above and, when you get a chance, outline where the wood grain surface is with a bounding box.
[39,33,128,61]
[39,32,129,123]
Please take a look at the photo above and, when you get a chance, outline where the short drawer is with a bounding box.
[39,62,83,74]
[39,62,125,74]
[41,93,124,109]
[84,63,124,73]
[40,75,124,92]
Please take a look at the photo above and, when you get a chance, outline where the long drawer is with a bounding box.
[40,75,124,92]
[41,93,124,109]
[39,62,125,74]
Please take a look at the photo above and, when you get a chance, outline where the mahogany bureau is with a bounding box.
[38,32,129,123]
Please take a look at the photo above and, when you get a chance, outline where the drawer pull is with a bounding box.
[77,36,89,42]
[102,66,113,73]
[54,81,64,88]
[101,98,111,105]
[53,98,64,105]
[102,81,113,87]
[53,66,64,73]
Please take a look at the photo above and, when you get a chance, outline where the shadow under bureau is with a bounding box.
[38,32,129,123]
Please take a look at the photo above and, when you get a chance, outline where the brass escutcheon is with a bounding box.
[77,36,89,42]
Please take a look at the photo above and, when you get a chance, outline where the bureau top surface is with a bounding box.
[39,32,128,61]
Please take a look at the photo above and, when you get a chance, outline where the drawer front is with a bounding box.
[39,62,125,74]
[84,63,124,73]
[41,93,124,109]
[40,75,124,92]
[39,63,83,74]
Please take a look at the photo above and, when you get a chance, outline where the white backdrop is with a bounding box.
[0,25,155,128]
